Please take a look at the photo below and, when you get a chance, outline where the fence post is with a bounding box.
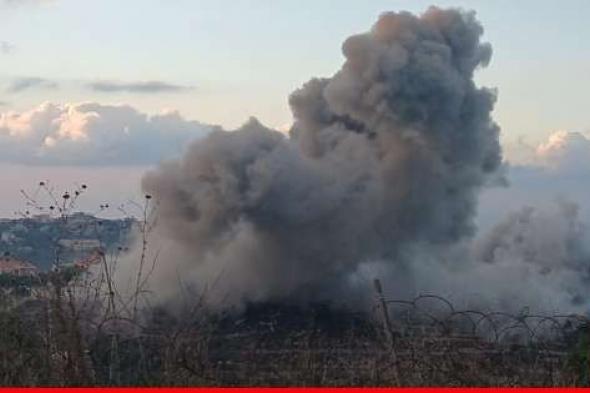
[373,278,400,384]
[374,279,395,346]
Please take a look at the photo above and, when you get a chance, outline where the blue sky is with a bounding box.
[1,0,589,141]
[0,0,589,216]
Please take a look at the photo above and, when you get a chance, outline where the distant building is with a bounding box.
[0,214,134,271]
[58,238,102,252]
[0,255,39,276]
[73,250,104,270]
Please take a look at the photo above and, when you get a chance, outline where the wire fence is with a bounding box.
[380,293,587,346]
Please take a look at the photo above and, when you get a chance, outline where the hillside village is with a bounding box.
[0,213,135,275]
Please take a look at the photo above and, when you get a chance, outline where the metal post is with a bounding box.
[373,278,400,385]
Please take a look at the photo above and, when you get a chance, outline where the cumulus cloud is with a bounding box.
[6,77,58,93]
[0,102,211,165]
[88,80,194,94]
[533,130,590,172]
[505,130,590,171]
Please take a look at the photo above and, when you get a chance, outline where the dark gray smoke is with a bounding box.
[141,7,502,308]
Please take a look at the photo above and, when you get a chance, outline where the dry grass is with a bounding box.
[1,282,588,387]
[2,184,588,387]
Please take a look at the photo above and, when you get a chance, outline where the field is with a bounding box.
[2,274,588,387]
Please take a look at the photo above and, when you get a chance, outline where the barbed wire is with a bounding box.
[379,293,588,349]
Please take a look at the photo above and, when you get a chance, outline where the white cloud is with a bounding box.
[534,130,590,171]
[0,102,211,165]
[504,130,590,172]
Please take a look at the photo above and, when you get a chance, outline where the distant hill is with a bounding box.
[0,213,135,271]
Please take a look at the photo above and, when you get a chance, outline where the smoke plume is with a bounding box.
[137,7,502,309]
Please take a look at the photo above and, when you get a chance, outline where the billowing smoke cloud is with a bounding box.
[0,102,211,165]
[140,7,502,309]
[443,130,590,313]
[477,202,589,279]
[363,199,590,315]
[471,201,590,312]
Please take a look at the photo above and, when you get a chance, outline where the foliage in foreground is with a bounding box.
[1,280,589,387]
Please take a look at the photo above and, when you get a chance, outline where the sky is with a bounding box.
[0,0,589,217]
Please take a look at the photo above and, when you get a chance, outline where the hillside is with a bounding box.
[0,213,134,271]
